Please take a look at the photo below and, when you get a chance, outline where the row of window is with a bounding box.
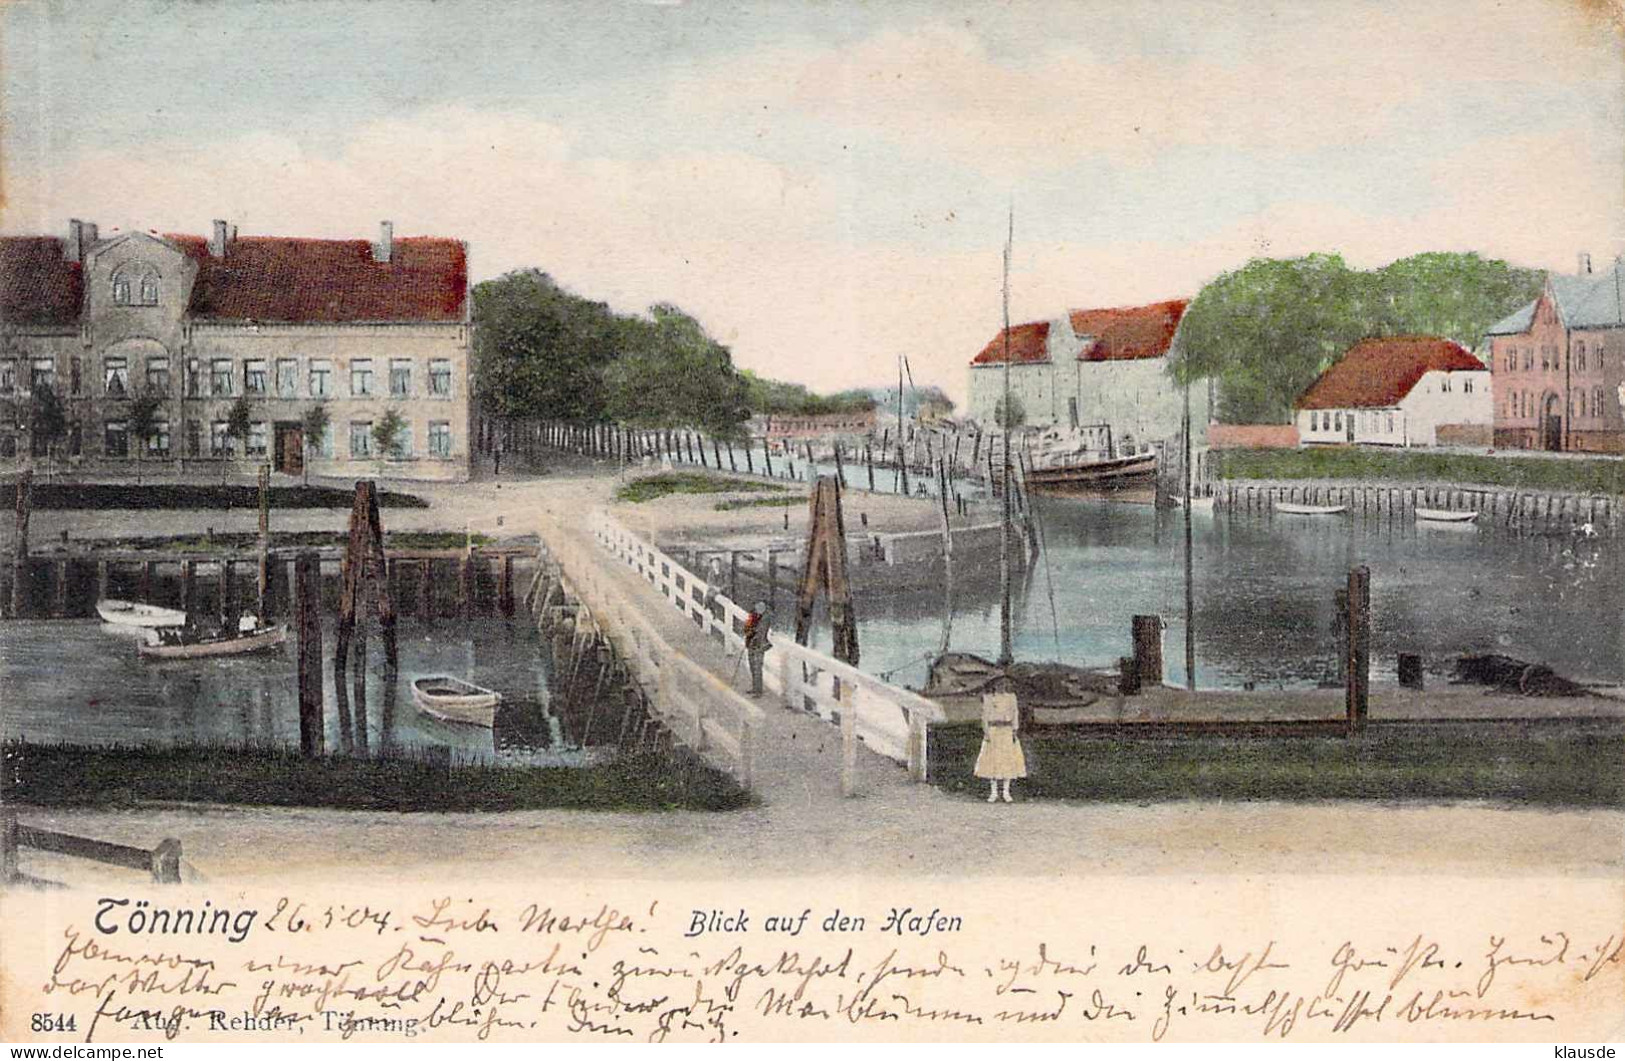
[80,419,458,460]
[1500,341,1611,374]
[1503,389,1613,420]
[1437,378,1474,393]
[1308,409,1398,434]
[0,356,456,401]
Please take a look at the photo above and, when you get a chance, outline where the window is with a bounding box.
[393,423,413,458]
[185,359,203,397]
[211,359,234,397]
[0,361,16,395]
[428,358,452,397]
[247,421,268,457]
[1523,348,1533,370]
[428,421,452,458]
[140,276,158,306]
[1463,379,1473,394]
[147,420,170,457]
[1579,391,1588,418]
[112,278,130,305]
[103,420,128,458]
[145,356,169,395]
[186,420,201,458]
[1385,412,1395,434]
[390,358,412,398]
[104,357,129,398]
[1441,378,1452,393]
[276,359,298,399]
[350,421,373,458]
[111,262,158,307]
[350,359,374,397]
[31,358,55,392]
[310,359,332,399]
[1334,411,1343,430]
[1597,387,1607,418]
[244,359,268,396]
[70,357,82,396]
[319,424,335,458]
[210,421,231,457]
[1577,342,1587,372]
[67,424,81,457]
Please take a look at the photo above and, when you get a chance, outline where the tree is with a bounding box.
[993,395,1026,430]
[471,270,617,422]
[300,403,330,486]
[27,382,67,462]
[373,408,407,460]
[605,304,750,437]
[223,395,254,481]
[127,389,164,467]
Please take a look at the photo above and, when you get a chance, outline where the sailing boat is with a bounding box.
[917,210,1119,725]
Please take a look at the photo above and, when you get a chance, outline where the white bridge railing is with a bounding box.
[591,510,944,782]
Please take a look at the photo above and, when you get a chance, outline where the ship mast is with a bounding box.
[999,206,1014,667]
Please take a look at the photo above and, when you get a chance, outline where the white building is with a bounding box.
[966,299,1195,454]
[1295,336,1491,448]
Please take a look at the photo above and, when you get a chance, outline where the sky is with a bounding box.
[3,0,1623,406]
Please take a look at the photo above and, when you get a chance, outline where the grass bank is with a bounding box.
[1214,448,1625,495]
[714,496,801,511]
[615,472,787,504]
[2,741,750,813]
[18,483,428,511]
[927,721,1624,807]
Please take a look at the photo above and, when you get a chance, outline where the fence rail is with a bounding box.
[3,810,181,888]
[590,510,944,781]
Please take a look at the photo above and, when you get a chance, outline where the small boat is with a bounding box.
[139,621,288,660]
[412,675,503,727]
[1416,508,1478,524]
[97,599,187,628]
[1023,451,1158,495]
[1170,494,1216,511]
[1275,502,1347,516]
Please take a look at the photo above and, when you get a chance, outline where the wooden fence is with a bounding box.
[1215,478,1621,535]
[590,510,945,782]
[3,810,181,888]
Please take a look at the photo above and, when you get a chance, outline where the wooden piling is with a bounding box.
[500,555,515,617]
[1346,565,1371,731]
[52,560,68,618]
[418,559,434,620]
[294,551,324,756]
[257,464,271,618]
[11,470,30,618]
[1132,614,1164,685]
[459,554,474,619]
[97,560,110,605]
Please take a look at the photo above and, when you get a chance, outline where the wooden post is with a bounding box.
[295,551,324,756]
[98,560,110,606]
[1,808,17,884]
[1132,615,1164,686]
[1346,565,1370,731]
[865,443,875,492]
[459,554,474,619]
[418,558,434,620]
[257,464,271,618]
[52,560,68,618]
[729,550,739,602]
[767,549,778,615]
[833,442,847,488]
[500,555,515,617]
[151,838,182,884]
[762,438,775,478]
[794,476,859,665]
[745,442,754,475]
[11,470,30,619]
[140,560,155,605]
[898,444,909,495]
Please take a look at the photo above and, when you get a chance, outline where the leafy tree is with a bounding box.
[225,395,254,457]
[27,382,68,460]
[1368,252,1544,344]
[741,371,878,417]
[605,305,750,436]
[472,270,617,422]
[127,390,164,465]
[300,404,330,485]
[373,408,407,459]
[993,395,1026,430]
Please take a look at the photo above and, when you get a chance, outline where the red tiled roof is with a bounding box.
[169,234,466,322]
[1069,299,1187,361]
[0,237,83,325]
[970,319,1051,365]
[1296,336,1484,410]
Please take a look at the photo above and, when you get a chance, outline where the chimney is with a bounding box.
[66,219,85,263]
[373,220,393,263]
[211,219,231,258]
[1579,252,1592,275]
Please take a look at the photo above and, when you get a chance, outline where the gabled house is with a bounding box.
[966,298,1193,454]
[0,218,471,480]
[1483,256,1624,453]
[1295,336,1490,448]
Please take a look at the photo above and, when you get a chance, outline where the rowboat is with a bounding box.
[97,599,187,628]
[1275,502,1347,516]
[139,621,288,660]
[412,676,503,727]
[1415,508,1478,524]
[1171,494,1216,512]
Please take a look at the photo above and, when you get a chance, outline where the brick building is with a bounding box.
[0,219,472,480]
[1484,257,1625,454]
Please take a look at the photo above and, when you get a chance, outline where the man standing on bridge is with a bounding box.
[744,601,773,697]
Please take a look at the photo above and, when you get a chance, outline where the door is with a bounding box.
[275,423,304,475]
[1542,394,1563,451]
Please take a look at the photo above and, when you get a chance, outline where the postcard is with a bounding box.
[1,0,1622,1045]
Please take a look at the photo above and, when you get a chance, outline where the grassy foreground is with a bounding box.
[2,741,751,813]
[927,721,1624,807]
[615,472,787,503]
[1214,448,1625,495]
[22,483,429,511]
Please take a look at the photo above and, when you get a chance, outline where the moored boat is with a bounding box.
[1275,501,1347,516]
[139,621,288,660]
[97,599,187,628]
[412,675,502,727]
[1415,508,1478,524]
[1023,451,1158,495]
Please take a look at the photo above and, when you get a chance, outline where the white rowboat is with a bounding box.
[412,676,502,727]
[1415,508,1478,524]
[139,622,288,660]
[97,599,187,628]
[1275,502,1347,516]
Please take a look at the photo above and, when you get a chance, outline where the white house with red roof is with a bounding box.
[966,298,1195,455]
[1295,336,1491,448]
[0,218,471,480]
